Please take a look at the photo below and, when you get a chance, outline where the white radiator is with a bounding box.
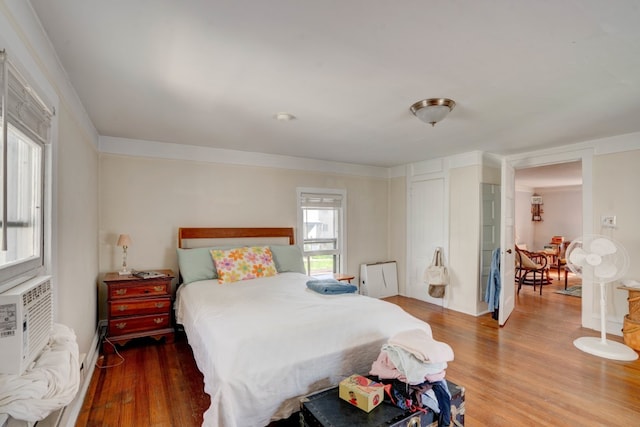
[359,261,398,298]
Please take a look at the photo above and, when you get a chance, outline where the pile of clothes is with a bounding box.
[369,328,454,427]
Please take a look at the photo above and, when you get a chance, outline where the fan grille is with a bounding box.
[565,235,629,282]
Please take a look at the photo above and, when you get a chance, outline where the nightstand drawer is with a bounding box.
[109,297,171,317]
[108,313,171,336]
[108,279,169,300]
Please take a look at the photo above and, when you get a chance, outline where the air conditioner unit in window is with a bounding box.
[0,276,53,375]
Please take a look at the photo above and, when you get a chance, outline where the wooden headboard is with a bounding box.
[178,227,295,249]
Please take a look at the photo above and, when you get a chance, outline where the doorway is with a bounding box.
[512,160,583,312]
[514,161,582,252]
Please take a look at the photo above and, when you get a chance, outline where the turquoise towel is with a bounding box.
[306,278,358,294]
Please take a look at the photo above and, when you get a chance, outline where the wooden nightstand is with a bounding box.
[103,269,175,353]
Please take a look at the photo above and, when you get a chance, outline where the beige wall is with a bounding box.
[448,165,481,315]
[515,186,582,250]
[515,189,535,248]
[98,154,390,318]
[388,176,407,293]
[56,105,100,354]
[532,186,582,250]
[593,149,640,322]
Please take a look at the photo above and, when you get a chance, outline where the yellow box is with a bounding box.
[338,374,385,412]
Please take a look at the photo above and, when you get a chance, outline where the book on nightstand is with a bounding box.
[132,270,166,279]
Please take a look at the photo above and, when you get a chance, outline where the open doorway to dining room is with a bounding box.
[514,160,583,300]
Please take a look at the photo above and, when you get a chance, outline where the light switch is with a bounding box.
[601,215,617,228]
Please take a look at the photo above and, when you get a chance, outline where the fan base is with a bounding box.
[573,337,638,361]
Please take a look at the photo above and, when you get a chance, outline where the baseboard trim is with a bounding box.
[56,320,106,426]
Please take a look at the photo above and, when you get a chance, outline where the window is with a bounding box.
[297,189,346,276]
[0,51,52,290]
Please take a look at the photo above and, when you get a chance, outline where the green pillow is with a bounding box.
[270,245,306,274]
[177,247,218,284]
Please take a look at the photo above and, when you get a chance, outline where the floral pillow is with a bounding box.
[210,246,277,284]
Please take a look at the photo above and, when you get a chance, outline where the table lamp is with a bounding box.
[117,234,132,275]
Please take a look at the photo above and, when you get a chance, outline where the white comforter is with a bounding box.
[175,272,433,427]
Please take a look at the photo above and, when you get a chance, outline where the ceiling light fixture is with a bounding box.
[410,98,456,127]
[274,112,296,121]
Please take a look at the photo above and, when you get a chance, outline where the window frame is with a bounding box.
[296,188,347,276]
[0,51,52,292]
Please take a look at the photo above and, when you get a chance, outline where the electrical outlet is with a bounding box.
[601,215,617,228]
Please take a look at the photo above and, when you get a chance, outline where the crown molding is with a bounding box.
[99,136,391,179]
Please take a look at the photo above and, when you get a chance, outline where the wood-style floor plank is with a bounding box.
[77,277,640,426]
[77,337,209,427]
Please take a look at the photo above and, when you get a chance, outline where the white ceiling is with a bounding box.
[29,1,640,168]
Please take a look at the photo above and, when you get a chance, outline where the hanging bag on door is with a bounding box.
[425,247,448,298]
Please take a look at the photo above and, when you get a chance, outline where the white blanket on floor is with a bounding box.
[0,323,80,421]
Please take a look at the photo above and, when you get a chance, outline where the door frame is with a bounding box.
[504,147,594,329]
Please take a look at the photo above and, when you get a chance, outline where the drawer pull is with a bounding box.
[115,289,127,295]
[155,302,165,308]
[144,289,150,293]
[154,318,164,324]
[116,322,127,329]
[153,286,164,292]
[117,305,128,311]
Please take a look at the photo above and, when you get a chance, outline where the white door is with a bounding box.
[409,178,445,301]
[499,158,516,325]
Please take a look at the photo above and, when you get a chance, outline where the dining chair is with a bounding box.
[515,247,550,295]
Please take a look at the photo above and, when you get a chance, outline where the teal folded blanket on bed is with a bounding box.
[306,278,358,294]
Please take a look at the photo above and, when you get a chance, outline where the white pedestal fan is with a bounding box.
[566,235,638,361]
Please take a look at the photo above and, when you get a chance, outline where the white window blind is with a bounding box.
[1,52,52,145]
[299,192,344,208]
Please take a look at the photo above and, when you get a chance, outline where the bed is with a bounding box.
[174,227,442,427]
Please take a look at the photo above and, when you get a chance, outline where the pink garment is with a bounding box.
[370,350,404,380]
[387,329,454,363]
[370,349,447,384]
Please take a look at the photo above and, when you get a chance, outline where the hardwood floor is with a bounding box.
[76,333,210,427]
[77,277,640,426]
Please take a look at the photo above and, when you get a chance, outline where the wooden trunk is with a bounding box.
[301,380,464,427]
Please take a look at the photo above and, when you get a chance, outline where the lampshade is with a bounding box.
[117,234,132,247]
[410,98,456,127]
